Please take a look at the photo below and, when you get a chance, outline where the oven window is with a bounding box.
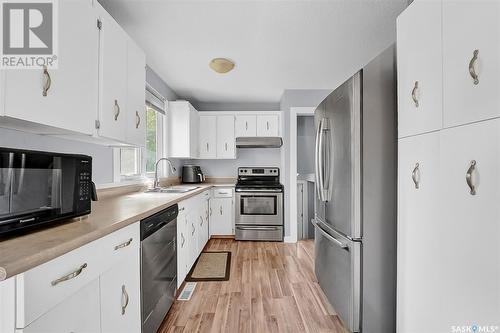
[240,196,277,215]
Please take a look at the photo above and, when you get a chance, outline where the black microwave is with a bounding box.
[0,148,96,235]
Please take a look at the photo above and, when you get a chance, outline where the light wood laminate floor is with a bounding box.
[158,239,348,333]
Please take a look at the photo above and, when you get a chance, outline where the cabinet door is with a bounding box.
[199,116,217,159]
[217,115,236,159]
[397,132,441,332]
[442,1,500,127]
[187,213,198,268]
[210,198,233,235]
[438,120,500,329]
[190,108,200,158]
[196,201,209,252]
[235,115,256,137]
[97,4,127,142]
[3,0,97,135]
[126,38,146,147]
[396,1,442,138]
[21,280,100,333]
[100,251,141,333]
[257,115,279,136]
[177,213,188,287]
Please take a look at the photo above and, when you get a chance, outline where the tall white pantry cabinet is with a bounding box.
[397,1,500,332]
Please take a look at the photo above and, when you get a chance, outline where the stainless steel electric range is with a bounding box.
[235,167,284,241]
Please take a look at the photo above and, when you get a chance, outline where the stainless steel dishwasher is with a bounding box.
[141,204,178,333]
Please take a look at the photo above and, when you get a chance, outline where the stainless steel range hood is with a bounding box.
[236,137,283,148]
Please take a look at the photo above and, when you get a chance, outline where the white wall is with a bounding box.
[185,148,281,178]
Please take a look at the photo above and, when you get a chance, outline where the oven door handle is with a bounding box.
[235,189,283,193]
[236,226,282,231]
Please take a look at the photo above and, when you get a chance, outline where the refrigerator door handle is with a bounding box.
[322,118,333,202]
[312,219,349,251]
[315,118,324,201]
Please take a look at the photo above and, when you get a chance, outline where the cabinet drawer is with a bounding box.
[212,188,234,198]
[15,222,139,328]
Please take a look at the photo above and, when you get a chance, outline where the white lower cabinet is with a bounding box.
[209,198,234,236]
[100,250,141,333]
[176,209,189,288]
[20,279,101,333]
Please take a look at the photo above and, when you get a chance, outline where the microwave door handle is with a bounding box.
[15,154,26,195]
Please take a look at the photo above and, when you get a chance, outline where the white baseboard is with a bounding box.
[284,236,296,243]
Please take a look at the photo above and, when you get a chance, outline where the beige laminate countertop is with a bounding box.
[0,183,235,281]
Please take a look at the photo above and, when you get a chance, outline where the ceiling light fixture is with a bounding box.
[209,58,235,74]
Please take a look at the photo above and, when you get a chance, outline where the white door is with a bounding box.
[97,4,127,142]
[125,38,146,147]
[100,251,141,333]
[3,0,97,136]
[217,115,236,159]
[210,198,233,236]
[438,120,500,330]
[199,116,217,159]
[176,212,188,287]
[257,115,279,136]
[396,0,442,138]
[21,279,101,333]
[235,115,256,137]
[442,1,500,128]
[397,132,442,333]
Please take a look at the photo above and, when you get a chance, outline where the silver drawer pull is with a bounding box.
[121,285,129,315]
[245,121,248,130]
[42,65,52,97]
[220,206,223,215]
[200,216,203,226]
[411,81,419,108]
[135,111,141,129]
[114,238,133,250]
[412,163,420,189]
[114,100,120,121]
[469,49,479,85]
[51,263,87,286]
[466,160,477,195]
[191,223,195,236]
[181,232,185,247]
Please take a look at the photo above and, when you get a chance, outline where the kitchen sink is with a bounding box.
[145,186,200,194]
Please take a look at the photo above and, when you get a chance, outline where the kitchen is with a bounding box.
[0,1,499,333]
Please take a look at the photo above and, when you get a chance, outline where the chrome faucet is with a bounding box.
[153,158,177,189]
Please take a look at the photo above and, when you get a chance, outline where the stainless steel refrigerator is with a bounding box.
[313,45,396,333]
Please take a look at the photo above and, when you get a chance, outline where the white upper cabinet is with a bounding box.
[235,115,257,137]
[256,115,279,136]
[96,3,128,142]
[125,38,146,147]
[168,101,199,159]
[216,115,236,159]
[442,1,500,127]
[397,0,443,138]
[199,115,217,159]
[2,0,98,136]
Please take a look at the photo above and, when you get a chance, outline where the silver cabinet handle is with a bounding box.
[225,143,228,151]
[245,121,248,130]
[469,49,479,85]
[121,285,129,315]
[206,142,209,151]
[191,223,195,236]
[266,121,270,131]
[42,65,51,97]
[114,100,120,121]
[466,160,477,195]
[210,207,212,216]
[200,216,203,226]
[181,232,185,247]
[179,207,185,212]
[220,205,223,215]
[51,263,87,286]
[411,81,419,107]
[114,238,133,250]
[135,111,141,129]
[412,163,420,189]
[311,219,349,251]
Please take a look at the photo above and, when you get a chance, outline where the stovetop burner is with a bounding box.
[236,167,283,192]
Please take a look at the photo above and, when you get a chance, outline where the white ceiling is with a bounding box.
[100,0,407,105]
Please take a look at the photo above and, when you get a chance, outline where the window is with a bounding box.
[114,84,167,182]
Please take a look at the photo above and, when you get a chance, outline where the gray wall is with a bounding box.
[185,148,281,178]
[297,116,315,175]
